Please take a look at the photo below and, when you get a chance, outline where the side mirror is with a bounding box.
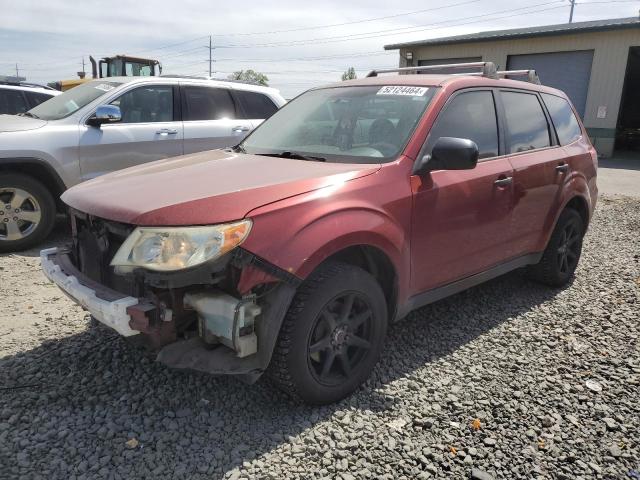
[413,137,479,175]
[87,105,122,127]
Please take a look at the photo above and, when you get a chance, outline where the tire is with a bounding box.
[0,173,56,253]
[527,208,584,287]
[268,262,388,405]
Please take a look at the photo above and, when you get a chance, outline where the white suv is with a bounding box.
[0,81,60,115]
[0,76,286,251]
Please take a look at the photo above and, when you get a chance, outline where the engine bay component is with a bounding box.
[183,291,261,358]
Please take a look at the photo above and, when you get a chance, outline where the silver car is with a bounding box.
[0,76,286,251]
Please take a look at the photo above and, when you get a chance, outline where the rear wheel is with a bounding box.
[527,208,584,287]
[0,174,56,253]
[268,262,387,404]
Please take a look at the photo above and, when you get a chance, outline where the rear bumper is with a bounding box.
[40,247,140,336]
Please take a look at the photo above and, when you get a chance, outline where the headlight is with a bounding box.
[110,220,252,272]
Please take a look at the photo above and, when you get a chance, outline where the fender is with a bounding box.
[0,157,67,191]
[241,169,413,303]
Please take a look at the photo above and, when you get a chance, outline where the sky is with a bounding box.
[0,0,638,98]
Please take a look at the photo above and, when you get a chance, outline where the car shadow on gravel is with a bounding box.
[0,269,568,478]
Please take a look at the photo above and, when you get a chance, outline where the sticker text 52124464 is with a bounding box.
[377,86,429,96]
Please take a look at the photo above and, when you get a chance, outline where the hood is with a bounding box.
[0,114,48,132]
[62,149,380,226]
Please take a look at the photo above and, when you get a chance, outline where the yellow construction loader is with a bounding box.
[50,55,162,91]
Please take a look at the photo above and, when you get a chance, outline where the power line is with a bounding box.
[212,1,568,48]
[3,0,636,71]
[209,0,484,37]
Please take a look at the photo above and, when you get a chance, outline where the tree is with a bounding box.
[341,67,357,81]
[228,69,269,86]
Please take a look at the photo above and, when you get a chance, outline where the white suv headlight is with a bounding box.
[110,220,252,273]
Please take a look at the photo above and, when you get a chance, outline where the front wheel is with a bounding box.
[268,262,388,404]
[0,174,56,253]
[527,208,585,287]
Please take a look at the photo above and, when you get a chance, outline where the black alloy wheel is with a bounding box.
[268,262,387,404]
[527,208,584,287]
[307,292,375,386]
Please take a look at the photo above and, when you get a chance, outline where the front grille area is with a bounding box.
[71,212,138,297]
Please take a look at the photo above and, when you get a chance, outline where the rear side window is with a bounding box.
[235,91,278,119]
[501,91,551,153]
[0,89,28,115]
[426,90,499,159]
[183,86,236,121]
[25,91,54,108]
[541,93,582,146]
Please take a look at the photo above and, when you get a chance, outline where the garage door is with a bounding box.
[507,50,593,118]
[418,57,482,74]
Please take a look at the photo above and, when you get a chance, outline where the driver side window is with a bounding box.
[426,90,499,159]
[110,86,173,124]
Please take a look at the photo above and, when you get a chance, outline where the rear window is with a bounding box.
[541,93,582,146]
[0,89,28,115]
[501,91,551,153]
[183,86,236,121]
[236,90,278,119]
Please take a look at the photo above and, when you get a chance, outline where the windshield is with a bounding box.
[27,80,123,120]
[240,85,436,163]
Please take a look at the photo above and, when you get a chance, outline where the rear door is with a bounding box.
[411,89,516,293]
[498,89,566,256]
[181,85,253,154]
[233,89,280,128]
[78,84,183,180]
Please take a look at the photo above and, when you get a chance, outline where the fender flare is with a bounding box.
[539,174,592,251]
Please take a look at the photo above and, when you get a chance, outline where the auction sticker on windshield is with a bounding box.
[94,83,116,92]
[377,86,429,96]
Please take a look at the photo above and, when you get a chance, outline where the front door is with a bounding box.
[410,89,515,293]
[78,84,183,181]
[181,85,253,154]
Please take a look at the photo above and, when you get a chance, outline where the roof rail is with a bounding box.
[496,69,541,85]
[0,80,55,90]
[366,62,498,78]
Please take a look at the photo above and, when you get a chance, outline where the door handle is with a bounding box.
[556,163,569,173]
[232,126,251,133]
[494,176,513,187]
[156,128,178,135]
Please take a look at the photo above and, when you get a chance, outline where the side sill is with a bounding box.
[399,252,542,319]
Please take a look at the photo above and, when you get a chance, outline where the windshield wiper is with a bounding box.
[257,151,326,162]
[18,112,40,119]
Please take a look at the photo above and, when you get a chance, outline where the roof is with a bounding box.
[322,74,452,89]
[97,76,281,95]
[0,83,60,96]
[385,16,640,50]
[318,73,566,97]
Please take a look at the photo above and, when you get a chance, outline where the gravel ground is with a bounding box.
[1,196,639,480]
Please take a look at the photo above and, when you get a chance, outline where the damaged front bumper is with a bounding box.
[40,246,297,380]
[41,247,143,337]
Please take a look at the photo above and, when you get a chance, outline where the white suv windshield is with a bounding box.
[27,81,123,120]
[240,85,436,163]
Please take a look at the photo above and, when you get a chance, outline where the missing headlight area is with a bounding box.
[66,210,298,374]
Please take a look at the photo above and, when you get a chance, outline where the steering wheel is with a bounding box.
[369,142,397,157]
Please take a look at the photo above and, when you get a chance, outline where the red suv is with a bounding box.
[42,63,597,404]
